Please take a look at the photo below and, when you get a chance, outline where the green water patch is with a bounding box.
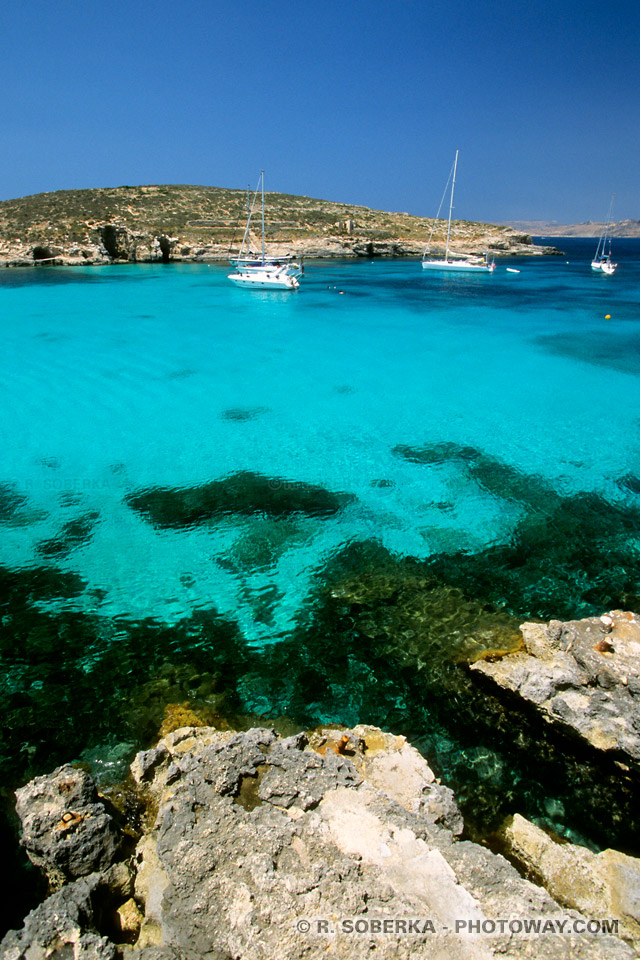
[126,471,356,528]
[0,561,255,936]
[35,510,101,559]
[0,565,250,789]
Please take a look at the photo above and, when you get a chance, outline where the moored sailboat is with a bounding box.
[591,196,617,275]
[422,151,495,274]
[228,171,302,290]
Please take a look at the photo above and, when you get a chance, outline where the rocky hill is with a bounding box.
[0,184,554,266]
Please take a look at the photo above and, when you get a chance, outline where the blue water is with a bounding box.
[1,239,640,923]
[2,240,639,637]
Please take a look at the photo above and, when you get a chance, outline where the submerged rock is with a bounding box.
[126,470,355,527]
[3,725,637,959]
[471,611,640,770]
[35,509,100,558]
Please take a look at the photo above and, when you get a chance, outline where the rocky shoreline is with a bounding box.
[471,610,640,773]
[0,224,558,267]
[3,612,640,960]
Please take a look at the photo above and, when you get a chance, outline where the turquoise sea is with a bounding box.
[1,238,640,928]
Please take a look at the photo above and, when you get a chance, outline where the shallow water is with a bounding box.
[1,240,640,926]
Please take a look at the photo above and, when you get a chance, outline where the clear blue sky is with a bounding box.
[1,0,638,223]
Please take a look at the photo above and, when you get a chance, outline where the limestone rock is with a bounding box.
[15,763,123,889]
[3,726,637,960]
[128,725,633,959]
[0,875,116,960]
[502,814,640,949]
[471,611,640,769]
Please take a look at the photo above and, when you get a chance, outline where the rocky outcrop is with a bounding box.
[2,724,638,959]
[471,611,640,770]
[15,764,123,890]
[0,225,557,267]
[500,814,640,949]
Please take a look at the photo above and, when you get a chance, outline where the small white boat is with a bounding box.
[591,196,617,275]
[228,171,302,290]
[422,151,496,274]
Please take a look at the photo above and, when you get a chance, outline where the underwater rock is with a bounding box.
[617,473,640,496]
[0,483,46,527]
[393,440,561,512]
[4,725,636,959]
[126,471,355,527]
[471,611,640,769]
[220,405,269,421]
[427,488,640,620]
[0,483,28,523]
[393,441,483,466]
[223,517,313,571]
[35,510,100,558]
[15,764,123,889]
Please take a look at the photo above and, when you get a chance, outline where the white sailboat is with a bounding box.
[422,150,496,274]
[591,195,617,275]
[228,171,302,290]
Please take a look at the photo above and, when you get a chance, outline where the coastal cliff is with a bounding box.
[3,612,640,960]
[0,184,557,266]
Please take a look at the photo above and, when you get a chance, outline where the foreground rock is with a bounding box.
[14,764,123,890]
[471,611,640,770]
[501,814,640,948]
[2,725,637,959]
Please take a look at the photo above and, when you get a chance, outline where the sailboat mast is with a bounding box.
[445,150,458,261]
[605,193,615,256]
[261,169,266,263]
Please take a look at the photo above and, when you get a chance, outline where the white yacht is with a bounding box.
[422,150,496,274]
[591,196,617,275]
[228,171,302,290]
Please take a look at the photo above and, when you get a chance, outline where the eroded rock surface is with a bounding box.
[471,611,640,769]
[14,763,122,889]
[3,725,638,959]
[501,814,640,950]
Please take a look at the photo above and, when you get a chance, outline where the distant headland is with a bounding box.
[0,184,559,266]
[504,218,640,238]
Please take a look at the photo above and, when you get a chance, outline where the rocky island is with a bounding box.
[3,611,640,960]
[0,184,558,266]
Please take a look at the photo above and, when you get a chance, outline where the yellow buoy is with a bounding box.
[605,314,611,319]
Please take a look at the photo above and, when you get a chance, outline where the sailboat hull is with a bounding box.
[422,259,495,273]
[228,271,299,289]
